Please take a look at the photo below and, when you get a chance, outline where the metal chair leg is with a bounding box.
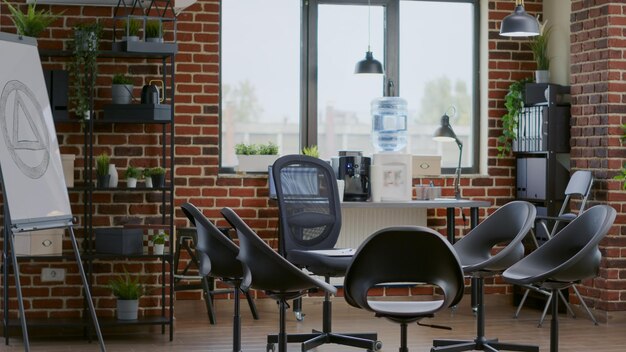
[572,285,598,325]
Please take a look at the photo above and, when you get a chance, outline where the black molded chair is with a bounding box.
[271,154,379,351]
[514,170,595,325]
[221,207,337,352]
[181,202,259,352]
[344,226,464,352]
[503,205,615,352]
[432,200,538,352]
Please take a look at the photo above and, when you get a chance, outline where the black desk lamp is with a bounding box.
[433,109,463,199]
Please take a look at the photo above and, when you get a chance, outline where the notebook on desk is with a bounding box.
[307,248,356,257]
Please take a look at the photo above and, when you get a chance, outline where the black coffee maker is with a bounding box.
[337,151,370,202]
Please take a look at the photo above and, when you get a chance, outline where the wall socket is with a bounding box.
[41,268,65,282]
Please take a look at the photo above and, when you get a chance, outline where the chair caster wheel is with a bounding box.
[266,343,275,352]
[371,340,383,351]
[294,311,304,321]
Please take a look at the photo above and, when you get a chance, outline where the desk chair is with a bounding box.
[514,170,596,326]
[221,207,337,352]
[271,154,380,351]
[504,205,615,352]
[181,203,259,352]
[432,201,538,352]
[344,226,464,352]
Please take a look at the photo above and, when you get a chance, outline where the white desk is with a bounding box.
[336,199,491,249]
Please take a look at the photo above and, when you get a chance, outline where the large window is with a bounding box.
[221,0,479,172]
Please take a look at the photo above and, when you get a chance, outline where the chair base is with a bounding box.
[432,338,538,352]
[267,332,380,351]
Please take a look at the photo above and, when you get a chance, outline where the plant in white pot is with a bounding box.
[125,166,141,188]
[112,73,133,104]
[145,20,163,43]
[152,230,168,255]
[108,270,144,320]
[143,168,153,188]
[528,18,551,83]
[235,141,279,173]
[121,18,141,42]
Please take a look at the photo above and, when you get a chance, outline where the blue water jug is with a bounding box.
[371,97,408,152]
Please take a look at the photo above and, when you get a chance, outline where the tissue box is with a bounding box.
[412,155,442,177]
[95,228,143,255]
[14,229,64,256]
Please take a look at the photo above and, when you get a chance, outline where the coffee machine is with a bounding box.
[336,151,370,201]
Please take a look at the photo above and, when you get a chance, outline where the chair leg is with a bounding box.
[201,276,217,324]
[550,289,559,352]
[400,322,408,352]
[278,300,288,352]
[514,289,530,318]
[571,286,598,325]
[233,285,241,352]
[557,290,576,318]
[243,288,260,320]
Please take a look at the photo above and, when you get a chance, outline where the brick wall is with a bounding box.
[1,0,625,323]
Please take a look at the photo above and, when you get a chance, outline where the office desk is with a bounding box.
[336,199,491,248]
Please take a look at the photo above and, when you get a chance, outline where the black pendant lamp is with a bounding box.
[500,0,540,37]
[355,0,383,74]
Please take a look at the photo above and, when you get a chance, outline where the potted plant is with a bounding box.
[108,270,144,320]
[235,141,280,173]
[302,145,320,158]
[145,20,163,43]
[122,18,142,42]
[69,21,102,120]
[96,152,110,188]
[112,73,133,104]
[497,77,532,157]
[125,166,141,188]
[528,18,551,83]
[142,168,153,188]
[4,0,64,38]
[152,230,168,255]
[150,167,166,188]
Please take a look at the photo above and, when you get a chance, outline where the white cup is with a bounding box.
[336,179,345,202]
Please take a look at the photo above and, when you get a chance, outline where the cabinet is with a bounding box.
[3,48,176,343]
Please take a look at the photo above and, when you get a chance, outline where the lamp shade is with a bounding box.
[355,51,384,74]
[432,114,457,142]
[500,4,540,37]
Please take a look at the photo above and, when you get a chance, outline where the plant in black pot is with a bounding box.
[96,152,110,188]
[150,166,166,188]
[108,270,144,320]
[111,73,133,104]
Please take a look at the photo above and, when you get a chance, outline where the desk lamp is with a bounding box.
[433,109,462,199]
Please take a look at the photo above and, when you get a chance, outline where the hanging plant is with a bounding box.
[497,77,533,157]
[69,21,102,120]
[613,124,626,189]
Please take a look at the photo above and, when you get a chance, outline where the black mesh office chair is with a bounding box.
[344,226,464,352]
[432,200,538,352]
[181,202,258,352]
[221,207,337,352]
[504,205,615,352]
[271,154,380,351]
[514,170,595,325]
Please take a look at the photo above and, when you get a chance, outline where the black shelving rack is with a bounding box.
[2,48,177,344]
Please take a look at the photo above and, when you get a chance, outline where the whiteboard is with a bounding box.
[0,33,72,231]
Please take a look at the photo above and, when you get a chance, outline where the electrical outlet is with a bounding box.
[41,268,65,282]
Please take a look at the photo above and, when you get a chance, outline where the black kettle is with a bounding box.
[141,80,163,104]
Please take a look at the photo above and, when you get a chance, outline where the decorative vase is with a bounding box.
[144,176,153,188]
[111,84,133,104]
[116,299,139,320]
[154,243,164,255]
[151,174,165,188]
[97,174,110,188]
[127,177,137,188]
[535,70,550,84]
[108,164,118,187]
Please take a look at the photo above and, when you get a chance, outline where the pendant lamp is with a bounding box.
[355,0,383,74]
[500,0,540,37]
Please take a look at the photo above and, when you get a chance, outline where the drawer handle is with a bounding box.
[42,240,53,247]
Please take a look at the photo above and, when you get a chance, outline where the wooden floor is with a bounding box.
[3,294,626,351]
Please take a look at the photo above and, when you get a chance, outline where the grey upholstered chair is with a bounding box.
[514,170,595,325]
[503,204,615,352]
[221,207,337,352]
[344,226,464,352]
[432,200,538,352]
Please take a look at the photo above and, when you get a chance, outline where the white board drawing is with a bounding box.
[0,33,72,230]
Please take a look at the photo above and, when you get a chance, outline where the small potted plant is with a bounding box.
[4,0,64,38]
[108,270,144,320]
[150,166,166,188]
[96,152,110,188]
[152,230,168,255]
[235,141,280,173]
[145,20,163,43]
[302,145,320,158]
[122,18,142,42]
[112,73,133,104]
[125,166,141,188]
[142,168,153,188]
[528,18,551,83]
